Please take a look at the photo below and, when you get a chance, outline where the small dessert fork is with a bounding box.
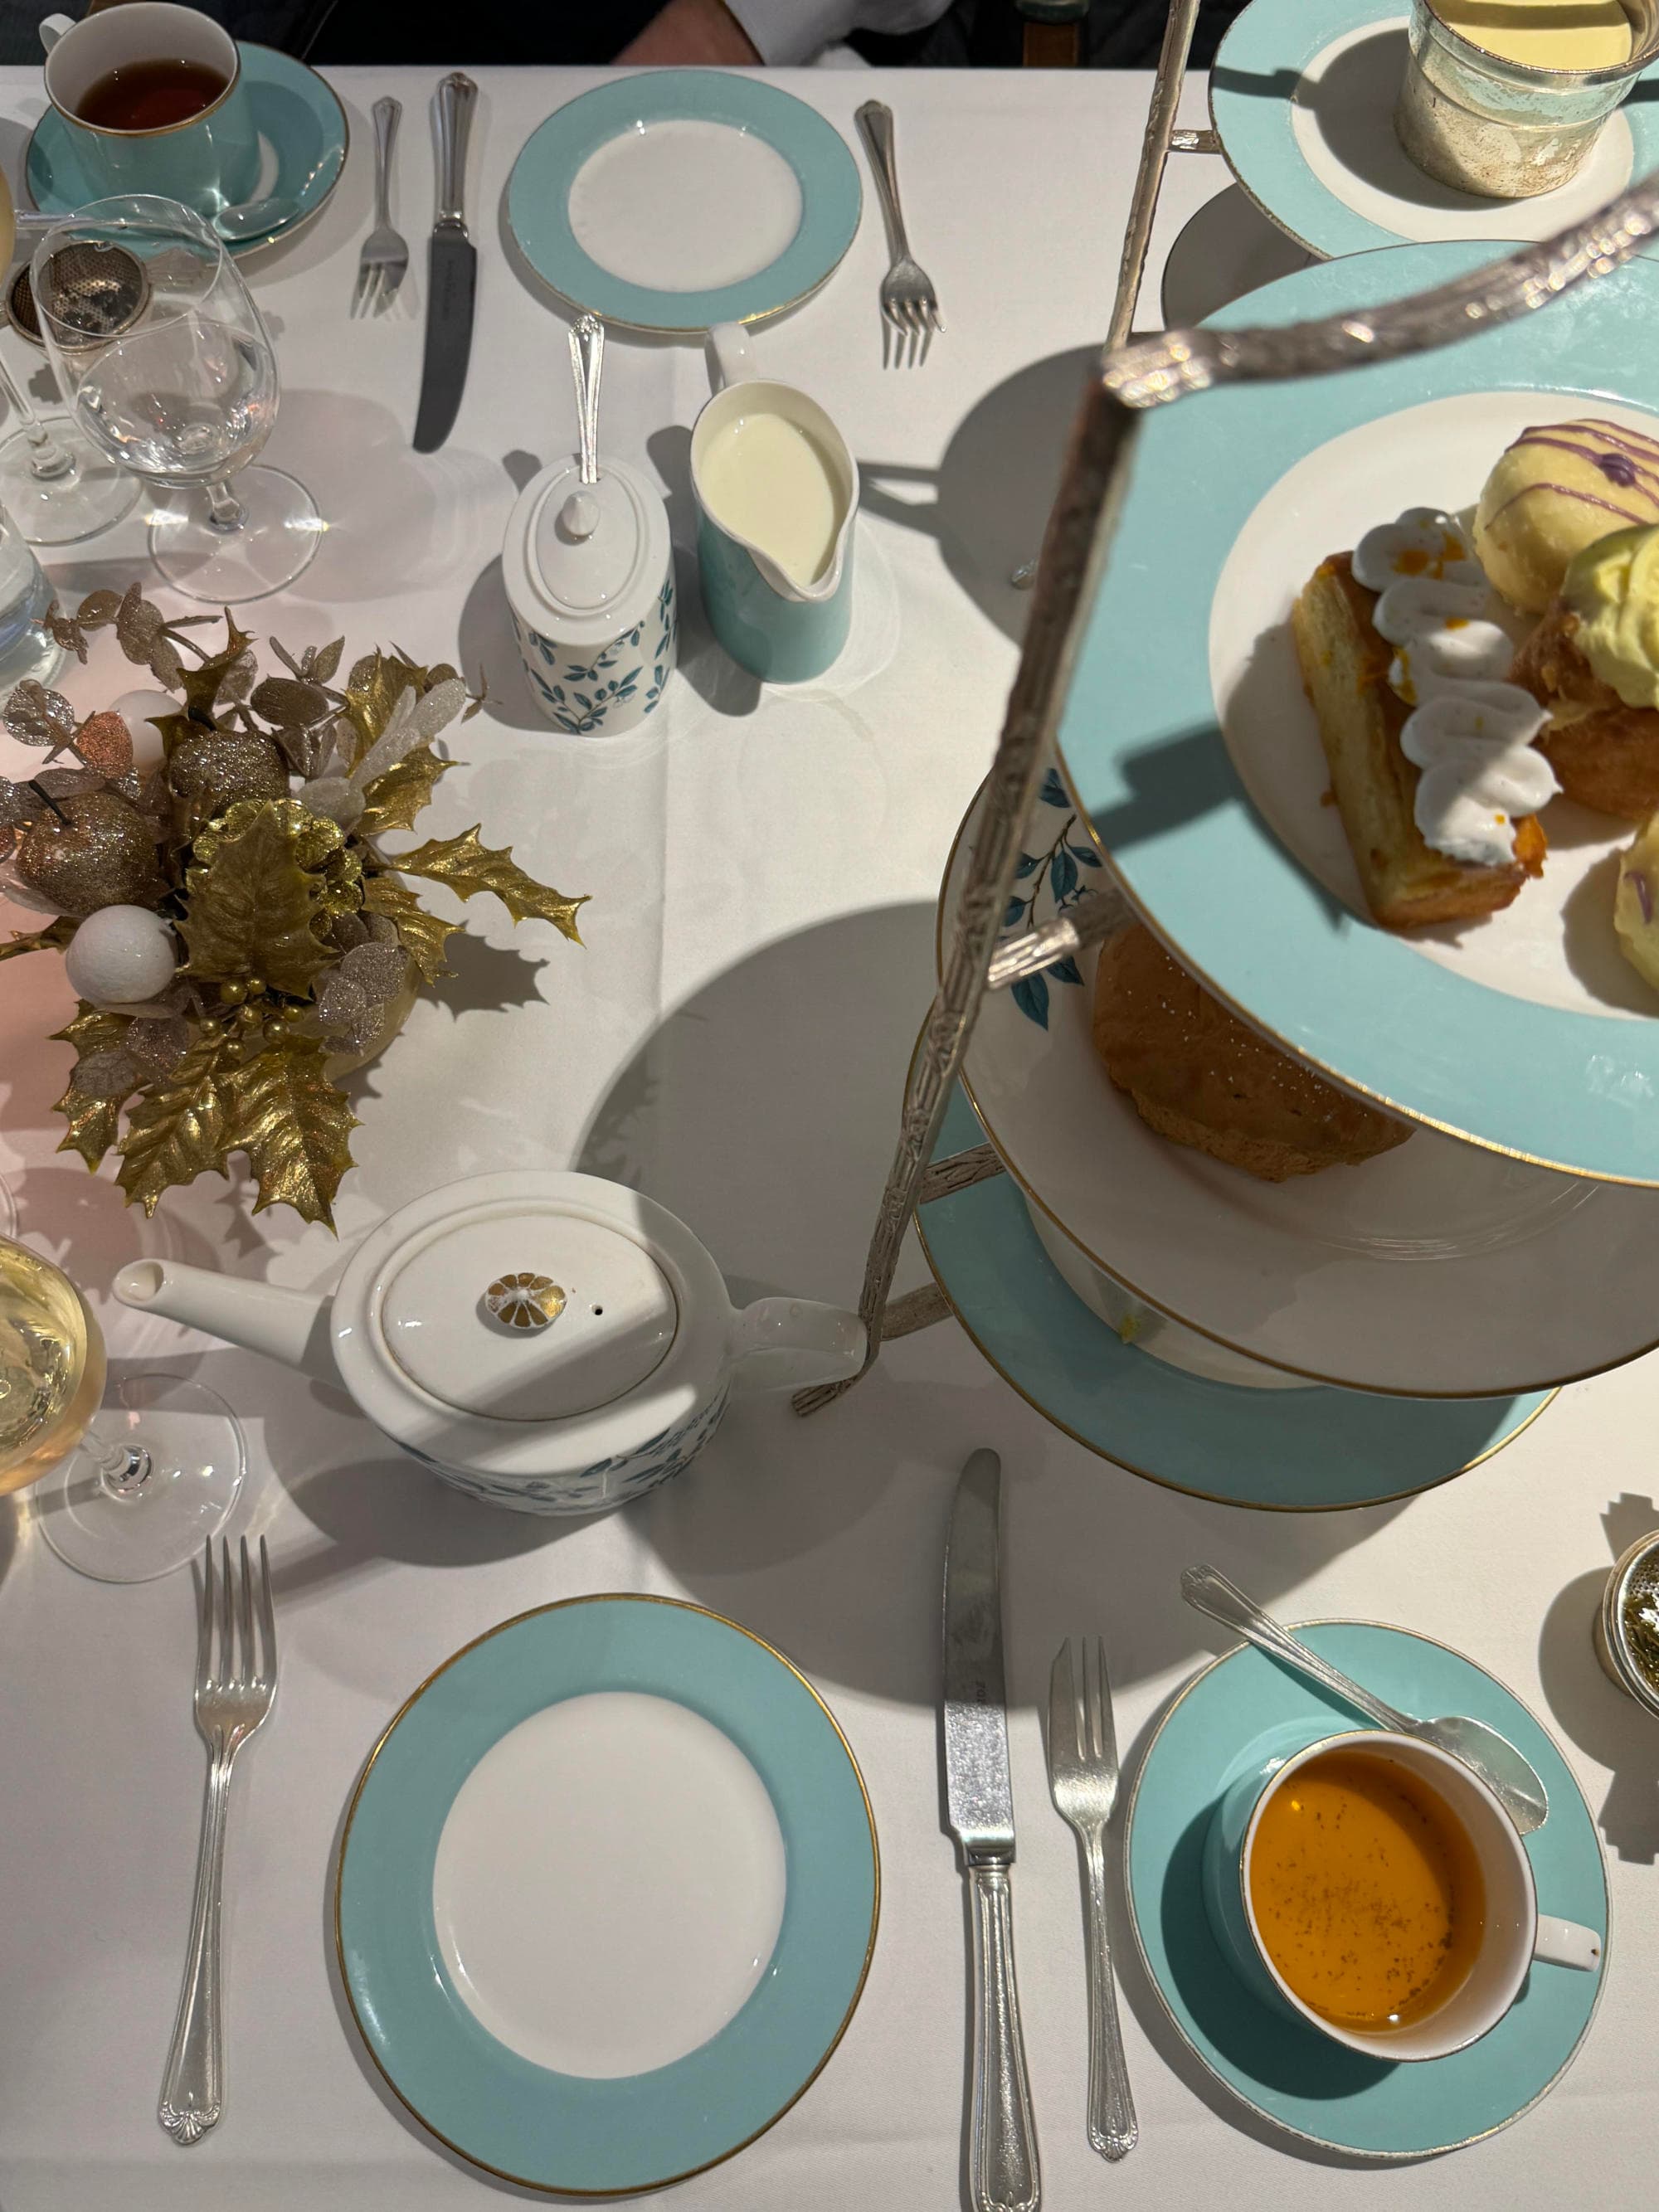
[855,101,943,366]
[159,1538,277,2146]
[351,97,407,316]
[1047,1636,1137,2161]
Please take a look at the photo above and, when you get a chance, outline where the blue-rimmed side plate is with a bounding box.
[506,70,861,333]
[26,44,347,255]
[1212,0,1659,257]
[336,1595,878,2195]
[917,1084,1553,1510]
[1060,241,1659,1185]
[1126,1623,1608,2155]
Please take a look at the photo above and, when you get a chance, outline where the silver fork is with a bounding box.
[159,1539,278,2146]
[855,100,943,366]
[1047,1636,1137,2162]
[352,96,407,316]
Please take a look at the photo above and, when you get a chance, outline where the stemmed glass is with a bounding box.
[0,1232,245,1582]
[32,194,321,602]
[0,166,138,543]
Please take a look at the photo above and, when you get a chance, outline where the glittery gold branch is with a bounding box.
[225,1039,359,1228]
[178,800,337,994]
[392,826,588,941]
[360,872,461,982]
[115,1031,238,1213]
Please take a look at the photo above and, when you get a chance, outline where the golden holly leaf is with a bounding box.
[54,1084,123,1172]
[393,825,587,941]
[178,616,255,722]
[51,1003,131,1056]
[179,801,334,994]
[361,871,461,982]
[1,917,75,962]
[343,651,426,766]
[225,1039,358,1228]
[115,1032,236,1214]
[356,742,455,839]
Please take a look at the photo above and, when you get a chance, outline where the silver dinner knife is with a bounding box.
[412,72,477,453]
[944,1448,1040,2212]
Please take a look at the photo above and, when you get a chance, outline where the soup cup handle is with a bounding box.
[1533,1915,1602,1971]
[38,13,73,51]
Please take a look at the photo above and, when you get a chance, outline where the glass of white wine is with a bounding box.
[0,1236,244,1582]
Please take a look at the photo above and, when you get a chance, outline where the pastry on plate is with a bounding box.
[1292,510,1552,930]
[1614,812,1659,995]
[1092,920,1412,1182]
[1474,418,1659,614]
[1510,523,1659,819]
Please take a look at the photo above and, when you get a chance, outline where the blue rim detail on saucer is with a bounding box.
[336,1594,878,2195]
[1211,0,1659,256]
[1058,241,1659,1186]
[26,44,348,255]
[917,1084,1552,1510]
[1126,1623,1608,2156]
[506,70,861,332]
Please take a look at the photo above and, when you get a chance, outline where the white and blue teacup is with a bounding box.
[40,2,260,223]
[1203,1727,1600,2062]
[691,323,857,684]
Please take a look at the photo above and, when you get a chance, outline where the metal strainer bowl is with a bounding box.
[1594,1531,1659,1717]
[22,242,150,349]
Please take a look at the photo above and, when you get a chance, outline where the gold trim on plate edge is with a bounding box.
[333,1592,880,2199]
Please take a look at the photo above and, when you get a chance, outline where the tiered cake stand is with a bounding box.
[790,30,1659,1507]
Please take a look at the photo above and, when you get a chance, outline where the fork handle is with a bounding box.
[371,95,400,230]
[966,1858,1040,2212]
[1078,1829,1137,2161]
[855,101,913,260]
[159,1753,232,2146]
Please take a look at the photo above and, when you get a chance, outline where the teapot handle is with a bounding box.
[728,1297,865,1395]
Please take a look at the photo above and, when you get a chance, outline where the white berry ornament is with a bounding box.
[63,904,178,1011]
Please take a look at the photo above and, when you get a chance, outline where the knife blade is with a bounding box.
[412,72,477,455]
[942,1448,1040,2212]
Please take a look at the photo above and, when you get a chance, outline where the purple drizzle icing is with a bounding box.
[1487,419,1659,529]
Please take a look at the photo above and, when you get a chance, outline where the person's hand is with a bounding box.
[616,0,761,64]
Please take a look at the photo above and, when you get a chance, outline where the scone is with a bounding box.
[1292,552,1546,929]
[1510,525,1659,819]
[1092,921,1413,1182]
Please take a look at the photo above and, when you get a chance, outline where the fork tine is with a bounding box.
[237,1536,255,1686]
[927,301,945,336]
[219,1538,234,1688]
[256,1535,276,1688]
[907,300,923,367]
[1048,1638,1079,1766]
[1092,1636,1121,1772]
[1084,1635,1104,1762]
[197,1539,214,1690]
[351,262,367,318]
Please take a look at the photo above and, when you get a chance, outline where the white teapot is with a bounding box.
[113,1172,864,1515]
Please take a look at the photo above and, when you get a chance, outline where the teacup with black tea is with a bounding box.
[75,56,228,133]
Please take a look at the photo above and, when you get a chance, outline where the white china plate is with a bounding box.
[946,781,1659,1396]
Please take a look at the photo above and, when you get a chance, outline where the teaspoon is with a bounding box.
[1180,1563,1549,1835]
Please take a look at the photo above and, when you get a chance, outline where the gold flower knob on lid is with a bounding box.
[484,1272,566,1332]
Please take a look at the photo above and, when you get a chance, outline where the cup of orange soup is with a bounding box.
[1201,1731,1601,2060]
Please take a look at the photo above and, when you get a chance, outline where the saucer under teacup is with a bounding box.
[917,1084,1553,1511]
[1211,0,1659,257]
[27,44,347,255]
[337,1594,877,2194]
[1125,1622,1608,2156]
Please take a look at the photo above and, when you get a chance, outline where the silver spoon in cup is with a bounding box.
[1181,1563,1549,1835]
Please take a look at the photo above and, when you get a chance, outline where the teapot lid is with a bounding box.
[377,1201,678,1422]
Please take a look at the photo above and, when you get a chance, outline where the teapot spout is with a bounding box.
[728,1296,866,1395]
[114,1259,333,1378]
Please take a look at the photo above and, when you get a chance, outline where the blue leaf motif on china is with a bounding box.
[421,1386,731,1515]
[1000,760,1104,1029]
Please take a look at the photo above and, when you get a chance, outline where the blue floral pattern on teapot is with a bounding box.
[515,570,677,737]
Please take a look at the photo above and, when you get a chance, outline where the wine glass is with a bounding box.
[0,1233,245,1582]
[31,194,320,602]
[0,171,139,545]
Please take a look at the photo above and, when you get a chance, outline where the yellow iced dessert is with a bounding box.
[1563,525,1659,709]
[1433,0,1631,70]
[1474,420,1659,611]
[1614,814,1659,994]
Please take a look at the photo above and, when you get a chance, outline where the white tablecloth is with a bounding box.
[0,61,1652,2212]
